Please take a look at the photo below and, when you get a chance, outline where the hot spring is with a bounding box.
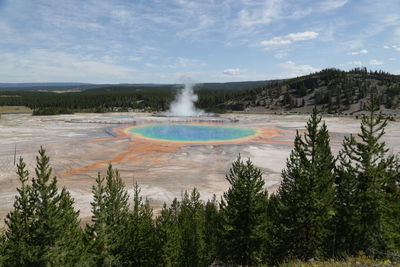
[128,124,257,142]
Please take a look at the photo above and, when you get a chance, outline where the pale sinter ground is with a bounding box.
[0,112,399,225]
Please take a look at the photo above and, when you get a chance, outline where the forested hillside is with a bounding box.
[221,68,400,114]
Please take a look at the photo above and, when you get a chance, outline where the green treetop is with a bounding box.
[219,155,268,266]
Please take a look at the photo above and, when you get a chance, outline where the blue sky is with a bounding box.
[0,0,399,83]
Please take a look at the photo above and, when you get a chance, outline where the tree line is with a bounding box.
[1,97,399,266]
[0,86,246,115]
[1,69,399,116]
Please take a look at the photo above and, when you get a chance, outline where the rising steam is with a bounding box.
[167,77,205,117]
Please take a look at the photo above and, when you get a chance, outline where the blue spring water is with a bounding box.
[129,124,256,142]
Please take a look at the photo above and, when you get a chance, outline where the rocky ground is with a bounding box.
[0,112,399,225]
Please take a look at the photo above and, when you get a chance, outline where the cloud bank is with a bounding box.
[260,31,319,47]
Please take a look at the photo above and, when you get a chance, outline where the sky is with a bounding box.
[0,0,399,83]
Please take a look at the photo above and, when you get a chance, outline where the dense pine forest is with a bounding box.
[1,96,399,266]
[0,68,399,116]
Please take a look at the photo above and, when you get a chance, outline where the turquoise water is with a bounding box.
[129,124,256,142]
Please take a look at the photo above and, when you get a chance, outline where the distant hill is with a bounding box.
[0,82,91,88]
[0,82,174,92]
[2,69,399,116]
[219,68,400,115]
[0,80,276,92]
[0,83,97,92]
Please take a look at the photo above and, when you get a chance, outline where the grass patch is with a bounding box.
[0,106,31,114]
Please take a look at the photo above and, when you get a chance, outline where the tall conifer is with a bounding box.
[121,182,157,266]
[335,95,400,256]
[3,158,34,266]
[219,156,268,266]
[155,202,182,266]
[3,148,87,266]
[178,188,206,267]
[87,164,129,266]
[204,196,220,266]
[272,108,336,261]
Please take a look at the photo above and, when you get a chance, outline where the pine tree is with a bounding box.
[384,158,400,252]
[335,95,400,256]
[121,182,157,266]
[86,164,130,266]
[272,107,336,261]
[219,155,268,266]
[155,202,182,266]
[178,188,206,267]
[334,144,359,256]
[265,193,284,265]
[46,190,93,266]
[3,148,88,266]
[0,229,5,265]
[204,195,220,266]
[2,158,34,266]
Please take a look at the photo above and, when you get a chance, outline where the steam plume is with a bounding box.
[167,76,204,116]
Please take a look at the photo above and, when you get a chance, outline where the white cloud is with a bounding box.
[348,49,368,55]
[260,37,292,46]
[275,51,288,59]
[237,0,283,28]
[111,9,138,26]
[369,59,384,65]
[319,0,349,11]
[236,0,348,31]
[128,56,142,62]
[279,61,319,77]
[389,58,397,61]
[166,57,206,68]
[383,45,400,52]
[0,49,136,83]
[177,57,206,68]
[346,61,363,66]
[100,55,118,64]
[286,31,319,41]
[260,31,318,47]
[222,68,247,76]
[348,0,400,50]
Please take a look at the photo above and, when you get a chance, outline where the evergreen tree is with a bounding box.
[121,182,157,266]
[272,107,336,261]
[298,83,307,97]
[334,145,359,256]
[3,148,88,266]
[204,196,220,266]
[0,229,5,265]
[335,95,400,256]
[219,155,268,266]
[2,158,34,266]
[265,193,283,265]
[384,158,400,252]
[86,164,129,266]
[178,188,206,267]
[45,190,93,266]
[155,202,182,266]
